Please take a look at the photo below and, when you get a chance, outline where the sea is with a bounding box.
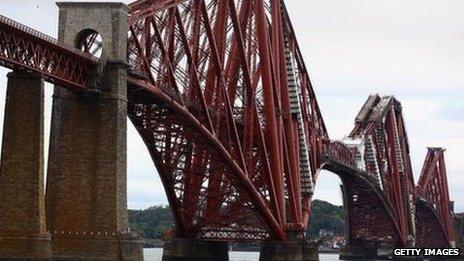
[143,248,340,260]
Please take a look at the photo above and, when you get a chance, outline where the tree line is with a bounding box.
[128,199,345,240]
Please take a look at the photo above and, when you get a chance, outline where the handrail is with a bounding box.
[323,140,357,169]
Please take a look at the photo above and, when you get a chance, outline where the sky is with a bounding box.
[0,0,463,212]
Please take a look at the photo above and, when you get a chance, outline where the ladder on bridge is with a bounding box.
[284,31,313,196]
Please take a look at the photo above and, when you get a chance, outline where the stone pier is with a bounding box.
[259,240,319,261]
[45,2,142,260]
[0,71,52,260]
[162,238,229,261]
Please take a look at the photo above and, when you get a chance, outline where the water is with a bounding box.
[144,248,340,261]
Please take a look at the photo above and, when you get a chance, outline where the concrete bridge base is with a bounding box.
[162,238,229,261]
[259,240,319,261]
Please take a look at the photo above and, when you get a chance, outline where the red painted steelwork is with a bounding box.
[416,148,454,247]
[126,0,327,240]
[0,1,457,246]
[347,95,417,247]
[0,14,98,90]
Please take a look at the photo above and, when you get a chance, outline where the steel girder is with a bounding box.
[0,1,456,245]
[416,148,454,247]
[323,159,406,247]
[126,0,328,240]
[345,95,418,247]
[343,95,454,249]
[0,14,98,90]
[0,0,328,241]
[415,199,451,248]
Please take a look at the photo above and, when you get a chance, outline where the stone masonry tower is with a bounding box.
[46,3,142,260]
[0,72,52,260]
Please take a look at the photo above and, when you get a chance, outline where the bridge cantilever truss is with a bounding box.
[126,0,329,240]
[416,148,455,247]
[0,0,456,248]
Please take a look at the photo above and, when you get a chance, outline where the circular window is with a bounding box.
[76,29,103,59]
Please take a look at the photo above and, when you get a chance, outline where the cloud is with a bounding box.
[286,0,464,98]
[284,0,464,212]
[127,122,167,209]
[439,103,464,121]
[313,171,344,206]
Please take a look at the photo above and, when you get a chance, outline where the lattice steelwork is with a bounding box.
[322,143,407,247]
[416,148,454,247]
[0,0,456,247]
[0,14,98,90]
[126,0,328,240]
[345,94,418,247]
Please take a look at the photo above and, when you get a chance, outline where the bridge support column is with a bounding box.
[259,240,319,261]
[45,2,142,260]
[0,71,52,260]
[162,238,229,261]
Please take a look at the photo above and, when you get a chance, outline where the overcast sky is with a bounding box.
[0,0,463,212]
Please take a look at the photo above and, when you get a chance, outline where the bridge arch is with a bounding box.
[0,1,457,260]
[75,28,103,59]
[127,80,284,241]
[415,198,451,248]
[317,159,406,248]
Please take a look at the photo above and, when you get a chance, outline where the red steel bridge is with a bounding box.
[0,0,457,260]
